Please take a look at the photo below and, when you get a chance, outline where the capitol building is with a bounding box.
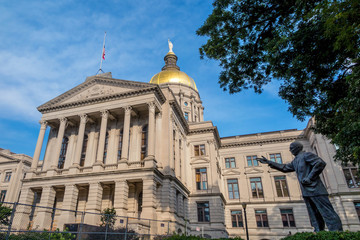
[3,46,360,240]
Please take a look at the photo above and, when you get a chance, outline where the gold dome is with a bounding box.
[150,50,198,91]
[150,69,198,91]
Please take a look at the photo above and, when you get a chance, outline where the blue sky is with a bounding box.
[0,0,308,157]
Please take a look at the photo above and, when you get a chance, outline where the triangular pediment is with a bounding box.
[190,158,210,165]
[38,74,159,111]
[223,169,241,176]
[244,167,264,175]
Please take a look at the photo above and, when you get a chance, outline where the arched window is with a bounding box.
[117,129,123,160]
[103,132,109,163]
[58,137,69,169]
[141,125,148,160]
[80,135,88,167]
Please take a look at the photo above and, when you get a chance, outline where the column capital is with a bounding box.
[79,114,88,124]
[59,117,68,124]
[39,120,48,128]
[147,102,156,111]
[124,106,132,113]
[100,110,109,119]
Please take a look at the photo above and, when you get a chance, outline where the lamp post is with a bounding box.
[242,203,249,240]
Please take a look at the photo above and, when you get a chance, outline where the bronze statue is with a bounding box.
[258,141,343,232]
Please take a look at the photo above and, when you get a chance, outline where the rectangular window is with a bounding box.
[227,179,240,199]
[196,168,208,190]
[355,202,360,221]
[250,177,264,198]
[225,157,236,168]
[255,209,269,227]
[270,153,282,163]
[343,167,360,188]
[0,190,6,202]
[184,112,189,121]
[247,155,258,166]
[274,176,289,197]
[194,144,206,156]
[281,209,296,227]
[4,172,11,182]
[231,210,243,227]
[197,202,210,222]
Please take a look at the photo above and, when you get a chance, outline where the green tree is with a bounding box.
[100,207,117,229]
[0,203,12,225]
[197,0,360,165]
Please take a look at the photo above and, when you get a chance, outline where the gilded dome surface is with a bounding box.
[150,69,198,91]
[150,46,198,91]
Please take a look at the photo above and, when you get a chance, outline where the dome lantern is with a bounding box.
[150,41,198,91]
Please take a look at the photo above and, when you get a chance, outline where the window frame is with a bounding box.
[197,202,210,222]
[194,144,206,156]
[255,209,269,227]
[227,179,240,199]
[4,172,12,182]
[225,157,236,168]
[269,153,283,164]
[231,210,244,228]
[141,125,148,160]
[354,202,360,221]
[343,166,359,188]
[247,155,259,167]
[80,134,88,167]
[195,168,208,190]
[0,190,6,202]
[280,209,296,227]
[58,136,69,169]
[117,129,123,160]
[250,177,264,198]
[274,176,290,197]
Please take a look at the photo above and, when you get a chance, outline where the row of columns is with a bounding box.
[15,178,157,230]
[31,103,157,172]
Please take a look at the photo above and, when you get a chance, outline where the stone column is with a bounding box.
[169,121,175,171]
[144,103,156,168]
[191,100,195,122]
[141,177,157,220]
[13,188,34,230]
[84,182,103,225]
[72,114,88,169]
[180,138,186,180]
[113,180,129,219]
[179,92,184,109]
[95,110,109,165]
[174,131,180,178]
[120,106,132,162]
[200,107,204,121]
[51,118,68,169]
[33,186,56,230]
[32,120,48,170]
[57,184,79,230]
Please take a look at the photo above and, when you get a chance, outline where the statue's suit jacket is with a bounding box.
[268,151,328,197]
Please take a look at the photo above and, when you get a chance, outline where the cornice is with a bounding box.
[169,100,189,134]
[0,152,17,161]
[188,126,221,149]
[220,135,306,149]
[38,86,166,113]
[0,153,32,166]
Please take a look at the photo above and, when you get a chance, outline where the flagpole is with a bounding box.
[99,31,106,72]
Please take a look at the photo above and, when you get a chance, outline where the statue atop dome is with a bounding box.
[168,39,174,53]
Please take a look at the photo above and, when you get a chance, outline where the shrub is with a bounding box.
[281,231,360,240]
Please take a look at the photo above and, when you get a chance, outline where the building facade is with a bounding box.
[14,48,360,239]
[0,148,31,203]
